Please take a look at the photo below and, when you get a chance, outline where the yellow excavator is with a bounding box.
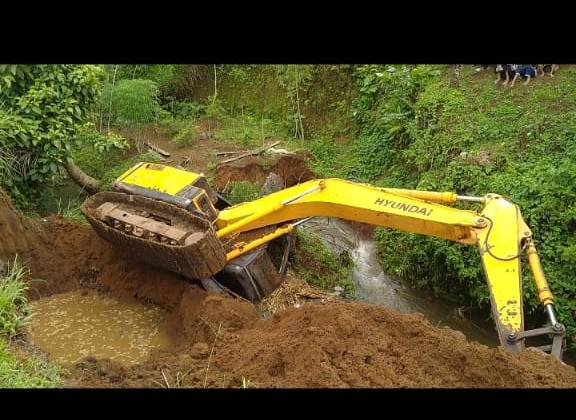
[81,162,566,360]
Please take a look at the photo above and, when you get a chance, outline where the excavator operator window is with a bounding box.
[193,192,219,222]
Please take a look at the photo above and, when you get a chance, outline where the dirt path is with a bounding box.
[1,191,576,388]
[117,121,244,176]
[116,122,314,190]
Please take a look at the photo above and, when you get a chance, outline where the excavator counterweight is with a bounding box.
[81,162,566,360]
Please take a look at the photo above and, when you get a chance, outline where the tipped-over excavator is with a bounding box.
[81,162,567,360]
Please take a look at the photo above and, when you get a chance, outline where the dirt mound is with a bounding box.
[69,299,576,388]
[0,192,191,306]
[215,152,315,190]
[0,191,45,262]
[2,190,576,388]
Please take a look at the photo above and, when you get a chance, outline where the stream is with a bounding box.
[304,217,510,348]
[303,217,576,366]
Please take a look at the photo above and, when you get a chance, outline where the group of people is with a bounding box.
[477,64,559,87]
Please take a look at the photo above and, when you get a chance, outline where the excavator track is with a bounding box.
[81,192,227,279]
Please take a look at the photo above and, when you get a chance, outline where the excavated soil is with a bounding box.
[215,152,315,190]
[2,191,576,388]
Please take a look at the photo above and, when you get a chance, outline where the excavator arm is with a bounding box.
[82,164,565,359]
[215,179,565,358]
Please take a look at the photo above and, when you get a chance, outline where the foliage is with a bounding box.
[100,79,163,127]
[69,124,135,184]
[75,123,129,154]
[345,64,444,181]
[291,229,355,296]
[205,96,227,119]
[224,181,260,205]
[214,114,283,148]
[172,121,198,147]
[344,65,576,349]
[0,257,61,388]
[275,65,313,140]
[0,65,103,206]
[170,100,205,120]
[115,65,206,101]
[0,257,29,336]
[116,65,175,95]
[0,340,62,388]
[306,136,349,179]
[228,66,251,84]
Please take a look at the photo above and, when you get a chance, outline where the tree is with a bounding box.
[0,65,104,202]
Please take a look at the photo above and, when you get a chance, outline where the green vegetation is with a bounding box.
[224,181,261,205]
[333,65,576,349]
[100,79,164,127]
[0,65,103,207]
[291,229,355,297]
[0,257,29,335]
[0,258,62,388]
[213,114,285,148]
[0,341,62,388]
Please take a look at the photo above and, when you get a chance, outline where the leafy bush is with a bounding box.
[205,96,227,119]
[100,79,162,127]
[116,65,206,101]
[0,64,103,206]
[171,101,205,119]
[224,181,260,205]
[172,121,198,147]
[75,123,129,154]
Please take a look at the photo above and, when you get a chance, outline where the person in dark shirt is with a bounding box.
[509,64,536,87]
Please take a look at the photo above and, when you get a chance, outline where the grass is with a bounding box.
[223,181,261,205]
[0,257,30,336]
[291,229,355,297]
[56,196,87,225]
[0,257,62,388]
[240,377,253,388]
[214,114,286,148]
[0,341,62,388]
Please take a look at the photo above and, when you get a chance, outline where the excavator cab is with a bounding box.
[113,162,230,220]
[108,162,290,301]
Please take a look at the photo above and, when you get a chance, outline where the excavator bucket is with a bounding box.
[81,192,227,279]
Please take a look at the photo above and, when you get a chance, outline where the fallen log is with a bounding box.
[65,158,101,195]
[146,142,171,157]
[219,141,281,164]
[216,150,247,156]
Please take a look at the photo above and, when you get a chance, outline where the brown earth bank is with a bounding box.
[214,152,315,190]
[1,191,576,388]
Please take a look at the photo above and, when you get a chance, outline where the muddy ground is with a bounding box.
[2,189,576,388]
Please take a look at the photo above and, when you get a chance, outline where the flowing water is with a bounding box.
[304,217,502,347]
[27,290,172,366]
[304,217,576,365]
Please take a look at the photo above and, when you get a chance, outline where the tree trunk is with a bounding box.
[64,158,101,195]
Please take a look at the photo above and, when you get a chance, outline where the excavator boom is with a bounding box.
[217,179,565,357]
